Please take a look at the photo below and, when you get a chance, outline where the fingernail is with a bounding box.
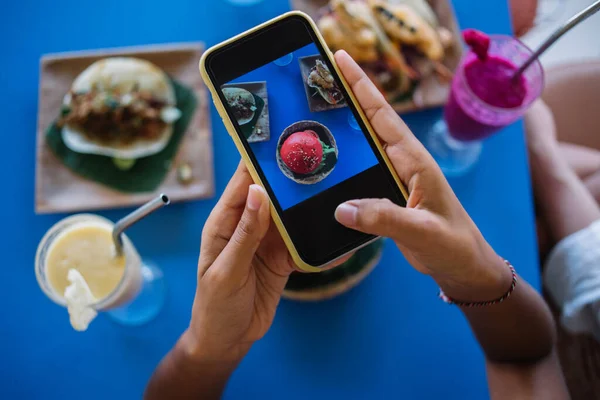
[335,203,358,226]
[247,185,264,211]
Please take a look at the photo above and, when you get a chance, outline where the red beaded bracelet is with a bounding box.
[438,260,518,307]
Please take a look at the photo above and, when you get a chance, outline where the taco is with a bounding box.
[222,87,257,125]
[307,59,345,105]
[58,57,181,160]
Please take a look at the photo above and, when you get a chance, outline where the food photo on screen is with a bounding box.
[221,42,379,210]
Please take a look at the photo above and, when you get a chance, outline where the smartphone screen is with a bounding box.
[205,15,406,266]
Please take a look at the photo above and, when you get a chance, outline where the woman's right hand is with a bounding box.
[333,52,563,393]
[333,50,511,300]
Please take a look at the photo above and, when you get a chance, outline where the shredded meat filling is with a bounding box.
[227,94,255,122]
[59,90,169,145]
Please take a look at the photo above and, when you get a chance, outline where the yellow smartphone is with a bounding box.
[200,11,408,272]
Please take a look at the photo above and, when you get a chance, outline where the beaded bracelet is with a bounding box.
[438,260,518,307]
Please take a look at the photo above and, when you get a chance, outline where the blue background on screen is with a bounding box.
[227,43,379,210]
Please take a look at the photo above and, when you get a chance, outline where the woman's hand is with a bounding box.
[182,163,297,363]
[332,50,559,374]
[146,163,304,400]
[333,50,511,300]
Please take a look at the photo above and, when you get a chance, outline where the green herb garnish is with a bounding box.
[320,140,336,155]
[310,140,337,175]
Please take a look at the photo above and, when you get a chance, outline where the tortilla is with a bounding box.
[222,87,256,126]
[61,57,179,159]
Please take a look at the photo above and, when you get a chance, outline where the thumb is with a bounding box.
[215,184,271,278]
[335,199,424,242]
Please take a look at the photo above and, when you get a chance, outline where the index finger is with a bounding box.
[199,162,254,273]
[335,50,414,147]
[334,50,430,184]
[217,161,254,211]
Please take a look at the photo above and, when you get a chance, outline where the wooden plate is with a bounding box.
[35,43,214,214]
[282,241,384,301]
[290,0,464,114]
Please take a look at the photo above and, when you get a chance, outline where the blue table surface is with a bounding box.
[1,1,538,399]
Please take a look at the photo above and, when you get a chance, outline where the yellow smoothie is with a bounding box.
[45,221,125,300]
[36,214,144,330]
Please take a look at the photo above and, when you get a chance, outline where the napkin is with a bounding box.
[544,219,600,341]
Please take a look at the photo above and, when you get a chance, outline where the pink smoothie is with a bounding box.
[445,36,529,142]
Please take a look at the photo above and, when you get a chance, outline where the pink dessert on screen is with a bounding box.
[445,29,529,141]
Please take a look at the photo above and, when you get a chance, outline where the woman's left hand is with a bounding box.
[182,162,298,363]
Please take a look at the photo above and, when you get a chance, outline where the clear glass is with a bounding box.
[35,214,165,327]
[425,35,544,176]
[536,0,566,25]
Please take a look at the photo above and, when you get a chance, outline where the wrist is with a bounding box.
[145,330,241,400]
[177,329,246,371]
[432,245,514,303]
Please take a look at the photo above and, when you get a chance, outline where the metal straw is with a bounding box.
[513,0,600,80]
[112,194,170,255]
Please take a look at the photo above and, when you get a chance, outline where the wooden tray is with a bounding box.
[35,43,214,214]
[290,0,463,114]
